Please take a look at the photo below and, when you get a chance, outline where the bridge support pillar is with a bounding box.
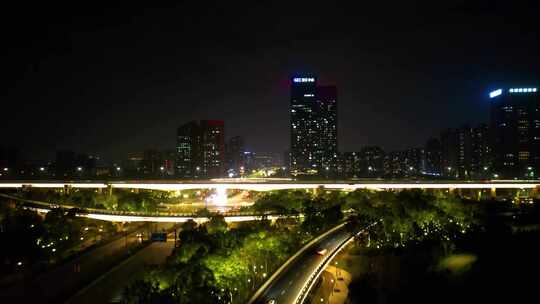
[64,184,72,195]
[107,185,113,197]
[490,187,496,199]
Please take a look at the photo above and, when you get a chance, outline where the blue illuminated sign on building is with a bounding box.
[293,77,315,83]
[509,88,537,93]
[490,87,538,98]
[489,89,502,98]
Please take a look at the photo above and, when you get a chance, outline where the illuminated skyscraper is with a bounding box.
[176,120,225,178]
[490,87,539,178]
[176,121,201,178]
[289,76,338,176]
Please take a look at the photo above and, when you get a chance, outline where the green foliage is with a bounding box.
[345,189,479,250]
[253,190,312,213]
[124,216,305,303]
[206,214,228,235]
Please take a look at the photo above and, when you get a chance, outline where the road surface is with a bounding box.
[0,226,150,303]
[252,225,352,304]
[67,240,174,304]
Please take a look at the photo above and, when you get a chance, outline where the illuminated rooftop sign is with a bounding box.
[489,89,502,98]
[293,77,315,83]
[509,88,537,93]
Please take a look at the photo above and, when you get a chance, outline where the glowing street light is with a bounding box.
[116,167,121,171]
[39,167,45,171]
[77,167,83,172]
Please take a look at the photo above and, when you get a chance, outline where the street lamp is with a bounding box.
[77,167,83,172]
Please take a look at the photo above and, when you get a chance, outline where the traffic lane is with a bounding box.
[0,230,143,303]
[67,240,175,304]
[260,229,350,303]
[256,228,352,304]
[274,230,351,303]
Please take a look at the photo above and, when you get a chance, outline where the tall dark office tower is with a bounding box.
[316,86,338,172]
[490,87,540,178]
[290,76,338,176]
[425,138,442,176]
[441,129,458,178]
[225,136,245,175]
[176,120,224,178]
[456,125,473,179]
[176,121,201,178]
[471,123,491,178]
[200,120,225,178]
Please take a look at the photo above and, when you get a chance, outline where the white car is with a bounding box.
[316,248,328,256]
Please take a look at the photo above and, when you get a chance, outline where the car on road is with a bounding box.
[316,248,328,255]
[266,299,276,304]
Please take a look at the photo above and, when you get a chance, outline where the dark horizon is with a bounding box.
[2,1,540,161]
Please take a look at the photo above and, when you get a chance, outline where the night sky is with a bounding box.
[2,1,540,161]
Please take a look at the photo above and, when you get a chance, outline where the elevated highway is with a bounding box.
[248,222,377,304]
[1,179,539,191]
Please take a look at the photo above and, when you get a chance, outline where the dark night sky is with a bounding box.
[2,1,540,161]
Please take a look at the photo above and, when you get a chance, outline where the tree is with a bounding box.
[206,214,228,235]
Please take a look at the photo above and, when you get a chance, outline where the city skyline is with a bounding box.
[3,3,540,304]
[3,2,540,160]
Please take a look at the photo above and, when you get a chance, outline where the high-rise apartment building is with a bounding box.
[176,120,225,178]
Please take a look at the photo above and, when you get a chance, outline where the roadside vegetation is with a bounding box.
[0,196,120,280]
